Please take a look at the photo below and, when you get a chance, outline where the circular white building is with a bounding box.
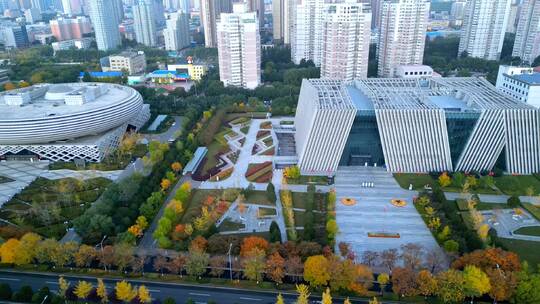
[0,83,150,162]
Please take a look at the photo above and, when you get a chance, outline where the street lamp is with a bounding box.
[227,243,233,281]
[99,235,107,271]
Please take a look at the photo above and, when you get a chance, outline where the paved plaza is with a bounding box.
[482,208,540,242]
[334,166,442,260]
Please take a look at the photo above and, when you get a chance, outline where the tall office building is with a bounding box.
[247,0,264,28]
[450,0,466,27]
[377,0,430,77]
[62,0,82,15]
[89,0,121,50]
[370,0,380,29]
[153,0,166,27]
[164,11,190,50]
[19,0,31,9]
[30,0,43,10]
[458,0,511,60]
[200,0,231,47]
[320,0,371,80]
[512,0,540,64]
[291,0,324,65]
[217,3,261,89]
[133,0,157,46]
[272,0,290,42]
[111,0,123,25]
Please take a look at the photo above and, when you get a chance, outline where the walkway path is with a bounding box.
[444,192,539,204]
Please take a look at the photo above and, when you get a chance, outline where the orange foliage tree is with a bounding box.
[240,236,269,257]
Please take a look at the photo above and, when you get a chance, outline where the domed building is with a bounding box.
[0,83,150,162]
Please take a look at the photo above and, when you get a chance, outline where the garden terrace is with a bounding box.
[0,177,111,239]
[245,162,273,183]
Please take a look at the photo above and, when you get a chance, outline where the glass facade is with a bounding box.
[444,111,480,164]
[339,110,385,167]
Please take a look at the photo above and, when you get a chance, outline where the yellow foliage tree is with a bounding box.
[428,217,441,230]
[322,288,332,304]
[344,298,352,304]
[74,281,93,299]
[58,276,70,298]
[138,285,152,303]
[171,162,183,173]
[4,82,16,91]
[463,265,491,301]
[15,232,41,265]
[0,238,20,263]
[296,284,310,304]
[275,293,285,304]
[136,216,149,230]
[478,223,490,241]
[167,199,184,214]
[368,297,380,304]
[128,225,143,237]
[160,178,172,191]
[304,255,330,287]
[18,81,30,88]
[115,281,137,302]
[438,172,452,188]
[96,278,108,303]
[425,206,435,217]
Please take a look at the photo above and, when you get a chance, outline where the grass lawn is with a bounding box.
[499,238,540,269]
[476,202,510,210]
[286,175,328,185]
[262,137,273,147]
[522,203,540,221]
[225,112,267,121]
[245,190,274,206]
[180,189,224,224]
[393,173,436,190]
[514,226,540,237]
[293,210,305,226]
[495,175,540,196]
[218,219,245,232]
[200,141,228,174]
[240,126,250,134]
[258,207,277,217]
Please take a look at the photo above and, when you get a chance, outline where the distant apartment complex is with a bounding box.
[89,0,121,51]
[102,51,147,75]
[458,0,511,60]
[0,22,29,49]
[512,0,540,64]
[168,58,208,81]
[200,0,232,47]
[320,0,371,81]
[164,11,190,51]
[217,3,261,89]
[52,37,93,51]
[50,16,92,41]
[496,65,540,108]
[290,0,324,65]
[133,0,157,47]
[377,0,430,77]
[295,77,540,175]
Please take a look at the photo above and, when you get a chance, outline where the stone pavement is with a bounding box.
[481,208,540,242]
[217,200,279,235]
[334,166,443,262]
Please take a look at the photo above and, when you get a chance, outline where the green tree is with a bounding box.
[266,182,277,203]
[269,221,282,243]
[185,249,209,278]
[508,196,521,208]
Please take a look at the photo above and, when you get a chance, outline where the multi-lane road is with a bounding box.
[0,270,390,304]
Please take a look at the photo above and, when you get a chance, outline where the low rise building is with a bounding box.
[167,57,208,81]
[395,65,438,79]
[52,37,94,52]
[148,70,189,84]
[496,65,540,108]
[101,51,147,75]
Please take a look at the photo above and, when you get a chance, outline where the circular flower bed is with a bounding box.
[391,199,407,207]
[341,198,357,206]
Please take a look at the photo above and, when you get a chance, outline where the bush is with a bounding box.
[0,283,12,300]
[443,239,459,253]
[507,195,521,208]
[12,285,33,303]
[163,297,176,304]
[269,221,281,243]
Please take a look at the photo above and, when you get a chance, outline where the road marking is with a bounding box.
[45,281,59,285]
[0,277,19,281]
[188,292,211,297]
[148,289,161,293]
[240,297,262,301]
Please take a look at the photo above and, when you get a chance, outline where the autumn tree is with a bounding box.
[58,276,70,298]
[401,243,424,270]
[74,281,93,300]
[115,281,137,302]
[0,238,19,263]
[153,255,168,275]
[171,162,183,173]
[296,284,310,304]
[416,270,437,299]
[185,248,209,278]
[486,268,517,302]
[266,252,286,284]
[322,288,332,304]
[304,255,330,288]
[285,256,304,283]
[161,178,172,191]
[74,245,97,268]
[463,265,491,302]
[452,248,521,272]
[96,278,107,303]
[240,236,269,257]
[377,273,390,296]
[391,267,419,298]
[380,248,398,272]
[14,233,41,265]
[138,285,152,303]
[436,269,465,303]
[209,255,226,278]
[438,172,452,187]
[243,248,266,283]
[350,264,373,296]
[327,257,358,292]
[275,293,284,304]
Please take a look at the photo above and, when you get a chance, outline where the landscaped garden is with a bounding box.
[283,165,328,185]
[395,171,540,196]
[245,162,273,183]
[0,177,111,239]
[513,226,540,237]
[260,121,272,129]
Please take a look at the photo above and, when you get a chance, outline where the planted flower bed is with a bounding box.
[256,130,270,140]
[245,162,273,183]
[260,121,272,129]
